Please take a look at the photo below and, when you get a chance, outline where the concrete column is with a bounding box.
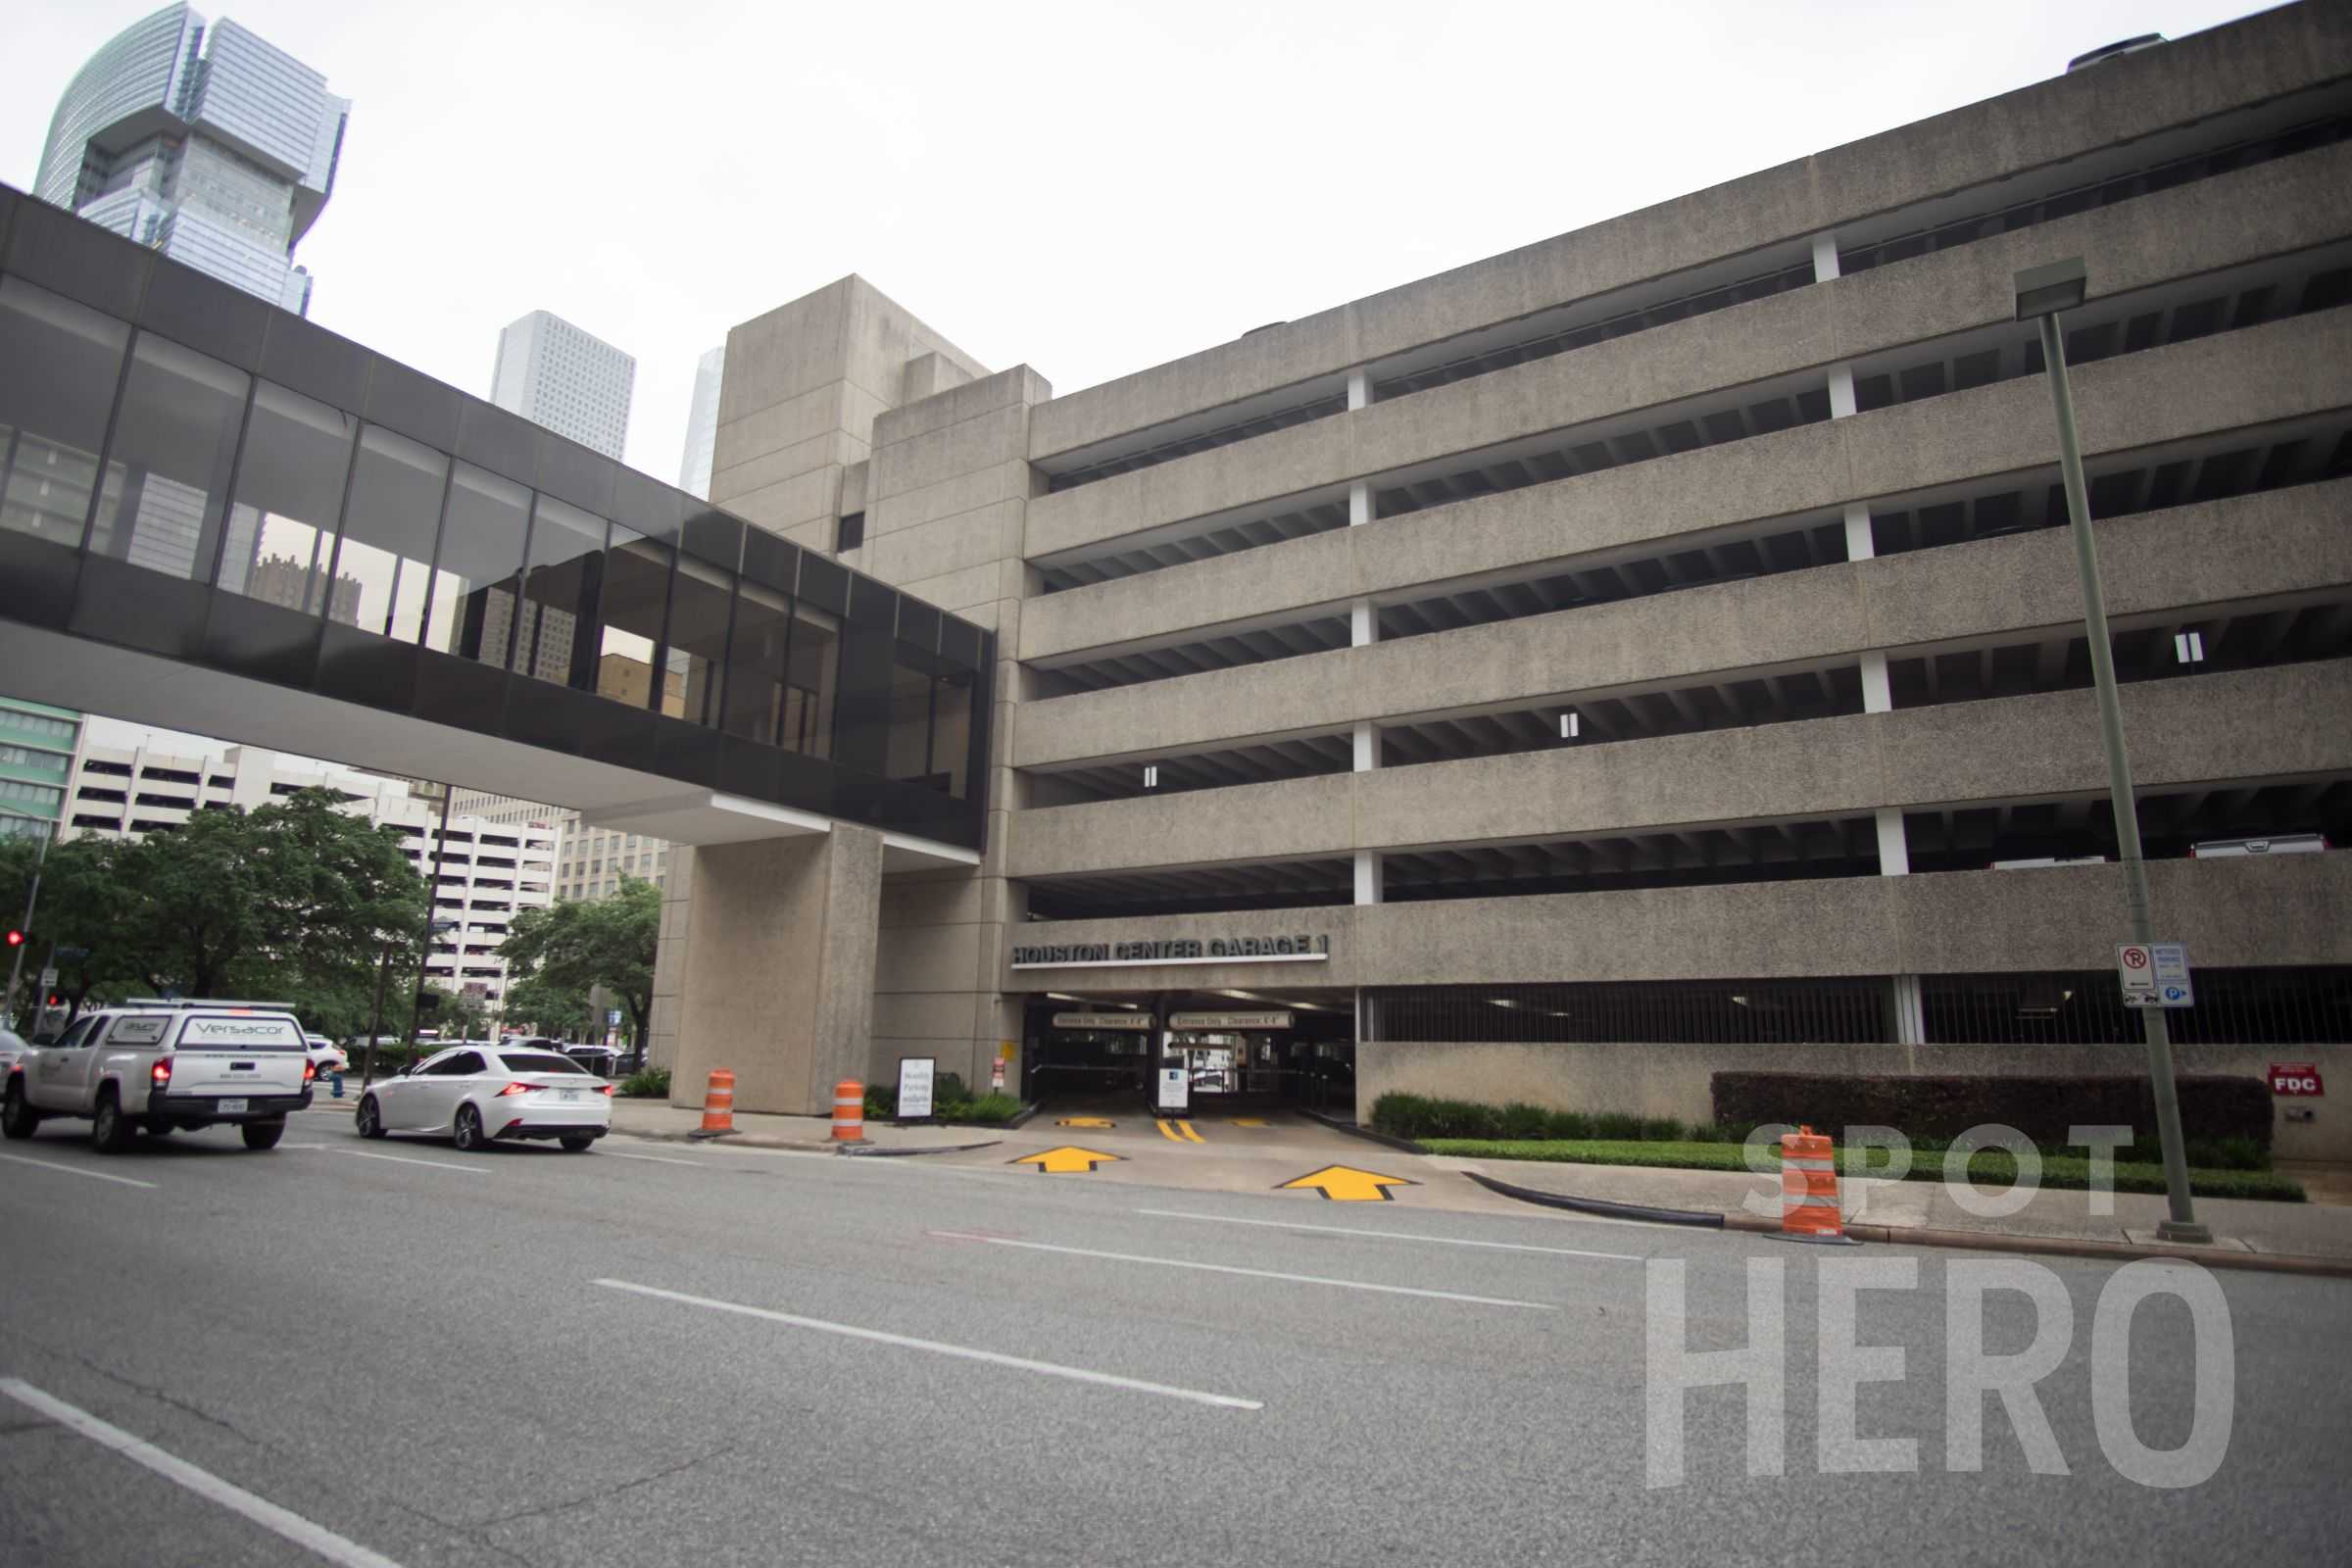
[1874,807,1910,876]
[671,825,883,1115]
[1348,370,1376,530]
[1352,720,1379,772]
[1349,482,1375,528]
[1811,233,1840,283]
[1859,652,1892,714]
[1348,369,1373,411]
[1890,973,1928,1046]
[1350,599,1377,646]
[1842,501,1874,562]
[1353,851,1383,906]
[1827,366,1858,419]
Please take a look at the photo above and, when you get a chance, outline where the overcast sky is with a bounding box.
[9,0,2275,762]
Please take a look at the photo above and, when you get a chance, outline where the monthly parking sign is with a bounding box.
[2118,942,2194,1007]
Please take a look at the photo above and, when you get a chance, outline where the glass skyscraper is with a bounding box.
[489,311,637,464]
[678,345,725,500]
[33,4,348,317]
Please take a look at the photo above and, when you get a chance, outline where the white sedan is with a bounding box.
[356,1046,612,1153]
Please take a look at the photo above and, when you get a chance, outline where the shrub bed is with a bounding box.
[1711,1071,2274,1156]
[1421,1138,2306,1201]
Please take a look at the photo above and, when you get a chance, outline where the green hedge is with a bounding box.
[862,1073,1019,1125]
[1370,1093,1740,1145]
[1712,1071,2274,1156]
[616,1066,671,1099]
[1420,1138,2306,1202]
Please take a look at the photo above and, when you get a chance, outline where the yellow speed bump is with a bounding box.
[1280,1165,1416,1201]
[1008,1146,1122,1174]
[1055,1116,1115,1128]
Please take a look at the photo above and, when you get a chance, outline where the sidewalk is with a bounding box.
[1426,1153,2352,1274]
[608,1096,1010,1153]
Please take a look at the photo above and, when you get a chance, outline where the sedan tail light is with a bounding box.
[496,1081,534,1098]
[597,1084,615,1097]
[151,1058,172,1089]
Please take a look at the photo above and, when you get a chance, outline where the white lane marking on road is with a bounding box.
[592,1278,1261,1411]
[603,1152,712,1167]
[0,1152,157,1190]
[928,1231,1560,1309]
[0,1378,406,1568]
[295,1147,487,1175]
[1134,1208,1642,1260]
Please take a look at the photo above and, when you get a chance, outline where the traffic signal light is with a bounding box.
[4,930,20,949]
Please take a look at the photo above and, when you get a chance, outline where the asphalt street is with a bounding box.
[2,1105,2348,1567]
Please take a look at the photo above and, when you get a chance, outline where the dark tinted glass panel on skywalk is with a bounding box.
[0,183,994,852]
[0,277,125,549]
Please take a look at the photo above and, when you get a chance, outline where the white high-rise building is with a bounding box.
[678,345,725,499]
[64,744,555,1008]
[489,311,636,462]
[34,3,349,316]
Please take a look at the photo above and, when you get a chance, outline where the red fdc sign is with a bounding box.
[2269,1062,2325,1098]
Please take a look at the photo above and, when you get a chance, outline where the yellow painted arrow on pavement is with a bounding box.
[1056,1116,1115,1128]
[1008,1146,1123,1174]
[1279,1165,1417,1201]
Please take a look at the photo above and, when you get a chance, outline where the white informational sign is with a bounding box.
[38,967,57,991]
[608,1008,623,1026]
[1155,1065,1190,1113]
[897,1056,936,1120]
[1051,1012,1155,1031]
[1168,1010,1294,1031]
[2119,942,2194,1007]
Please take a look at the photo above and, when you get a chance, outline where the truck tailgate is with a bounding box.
[166,1013,310,1098]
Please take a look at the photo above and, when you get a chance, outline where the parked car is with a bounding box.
[2190,833,2328,858]
[306,1034,348,1074]
[560,1042,625,1077]
[355,1046,612,1152]
[0,1028,26,1078]
[3,1000,315,1152]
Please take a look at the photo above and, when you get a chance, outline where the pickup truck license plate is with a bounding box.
[218,1098,249,1113]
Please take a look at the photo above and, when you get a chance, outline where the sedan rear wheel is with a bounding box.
[355,1095,385,1140]
[452,1103,485,1152]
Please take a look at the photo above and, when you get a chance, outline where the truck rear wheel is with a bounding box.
[1,1079,37,1141]
[240,1120,285,1152]
[92,1090,134,1153]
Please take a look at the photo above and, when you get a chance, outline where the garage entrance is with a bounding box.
[1021,989,1355,1113]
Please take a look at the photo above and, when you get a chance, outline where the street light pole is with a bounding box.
[2017,258,2209,1245]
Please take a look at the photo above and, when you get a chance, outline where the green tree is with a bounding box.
[502,970,596,1040]
[501,878,660,1051]
[0,835,141,1026]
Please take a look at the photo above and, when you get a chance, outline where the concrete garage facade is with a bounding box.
[656,3,2352,1154]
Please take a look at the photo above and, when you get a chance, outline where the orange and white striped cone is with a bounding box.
[831,1079,867,1144]
[687,1069,736,1140]
[1777,1125,1860,1245]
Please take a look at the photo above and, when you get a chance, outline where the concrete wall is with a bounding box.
[1002,853,2352,993]
[710,276,990,553]
[1025,151,2352,565]
[666,827,882,1117]
[1023,304,2352,665]
[1008,662,2352,877]
[1025,3,2351,463]
[1016,477,2352,769]
[1356,1040,2352,1161]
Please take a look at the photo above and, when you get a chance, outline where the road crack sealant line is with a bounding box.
[837,1140,1003,1158]
[1463,1169,1729,1228]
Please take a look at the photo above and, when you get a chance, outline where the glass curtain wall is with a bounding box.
[0,265,991,839]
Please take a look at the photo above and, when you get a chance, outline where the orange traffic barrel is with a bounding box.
[831,1080,866,1143]
[1779,1125,1854,1244]
[699,1069,736,1135]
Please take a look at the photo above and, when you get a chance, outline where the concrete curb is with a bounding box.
[1463,1170,1729,1228]
[1469,1172,2352,1277]
[1298,1108,1425,1155]
[837,1140,1003,1158]
[1004,1102,1045,1130]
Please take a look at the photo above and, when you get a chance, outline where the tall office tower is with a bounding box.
[489,312,637,462]
[33,4,349,317]
[677,345,725,499]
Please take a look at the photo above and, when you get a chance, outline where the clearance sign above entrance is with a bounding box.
[1010,934,1333,968]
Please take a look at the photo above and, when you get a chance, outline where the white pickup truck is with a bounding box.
[1,1001,317,1152]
